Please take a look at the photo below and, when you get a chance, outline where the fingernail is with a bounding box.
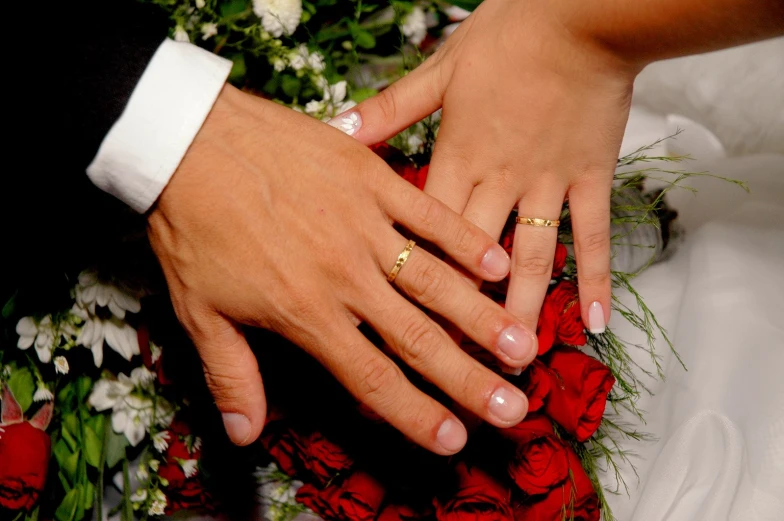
[488,387,528,423]
[497,324,536,363]
[588,301,606,334]
[481,247,511,278]
[500,362,523,376]
[222,413,251,445]
[327,111,362,136]
[436,418,467,453]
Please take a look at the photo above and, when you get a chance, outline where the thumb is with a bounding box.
[328,56,448,145]
[190,312,267,446]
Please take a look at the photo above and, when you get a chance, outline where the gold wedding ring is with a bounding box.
[387,240,416,282]
[515,216,560,227]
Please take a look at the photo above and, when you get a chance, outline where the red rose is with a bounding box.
[302,432,354,485]
[434,462,513,521]
[401,164,429,190]
[544,347,615,442]
[296,471,385,521]
[378,503,433,521]
[0,422,51,511]
[157,419,214,514]
[261,423,353,484]
[513,448,599,521]
[552,243,568,278]
[499,415,569,496]
[536,280,586,355]
[516,360,551,413]
[0,386,52,512]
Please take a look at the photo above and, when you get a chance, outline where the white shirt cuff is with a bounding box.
[86,39,233,213]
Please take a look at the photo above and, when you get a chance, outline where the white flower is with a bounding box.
[16,316,55,363]
[111,394,154,447]
[33,385,54,402]
[308,52,326,73]
[253,0,302,37]
[54,356,69,375]
[130,367,156,388]
[174,25,190,42]
[272,57,287,72]
[152,431,171,453]
[443,5,471,22]
[323,81,347,104]
[74,270,141,320]
[148,459,160,472]
[287,45,308,70]
[136,465,149,482]
[406,134,425,154]
[401,6,427,46]
[131,488,148,503]
[201,22,218,40]
[179,459,199,479]
[1,366,10,378]
[195,0,206,8]
[73,304,140,367]
[149,499,167,516]
[192,436,202,452]
[150,343,162,364]
[88,376,134,411]
[304,100,325,115]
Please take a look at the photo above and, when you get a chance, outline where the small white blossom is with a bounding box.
[149,499,167,516]
[443,5,471,22]
[150,343,162,364]
[201,22,218,40]
[192,436,202,452]
[149,459,160,472]
[401,6,427,46]
[253,0,303,37]
[74,271,141,320]
[287,45,308,70]
[130,367,156,388]
[136,465,149,482]
[406,134,425,154]
[272,57,287,71]
[131,488,148,503]
[16,316,56,363]
[195,0,206,8]
[152,431,171,453]
[307,52,326,73]
[323,81,347,104]
[305,100,325,115]
[33,385,54,402]
[2,366,10,378]
[153,488,166,501]
[257,463,304,521]
[179,459,199,479]
[54,356,69,375]
[174,25,189,42]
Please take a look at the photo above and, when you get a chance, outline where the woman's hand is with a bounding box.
[147,85,539,454]
[341,0,640,337]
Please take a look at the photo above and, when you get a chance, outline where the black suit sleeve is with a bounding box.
[4,0,173,291]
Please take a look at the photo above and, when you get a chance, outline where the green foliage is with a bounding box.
[7,366,35,412]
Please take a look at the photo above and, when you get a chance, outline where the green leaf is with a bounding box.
[351,87,378,103]
[228,53,247,84]
[55,486,80,521]
[446,0,483,12]
[62,448,81,484]
[105,428,129,469]
[84,426,102,468]
[7,367,35,412]
[281,75,302,97]
[220,0,247,17]
[1,290,17,319]
[76,376,92,401]
[83,482,95,511]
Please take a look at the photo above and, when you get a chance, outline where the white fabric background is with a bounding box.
[601,38,784,521]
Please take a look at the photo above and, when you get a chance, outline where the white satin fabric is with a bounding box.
[602,39,784,519]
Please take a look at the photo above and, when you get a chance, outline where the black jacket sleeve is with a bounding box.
[4,0,172,292]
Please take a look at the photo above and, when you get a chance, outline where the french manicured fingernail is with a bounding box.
[488,387,528,423]
[588,301,606,334]
[437,418,467,452]
[481,247,511,278]
[222,413,251,445]
[500,362,523,376]
[327,111,362,136]
[497,324,536,363]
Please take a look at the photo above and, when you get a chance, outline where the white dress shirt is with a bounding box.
[86,39,232,213]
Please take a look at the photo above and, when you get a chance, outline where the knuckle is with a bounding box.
[413,196,443,234]
[452,223,481,259]
[513,253,553,278]
[398,318,441,367]
[460,365,488,396]
[410,261,450,307]
[469,303,504,337]
[358,357,401,401]
[375,88,399,123]
[577,230,611,256]
[577,270,611,288]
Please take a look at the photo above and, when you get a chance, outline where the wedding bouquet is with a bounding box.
[1,2,702,521]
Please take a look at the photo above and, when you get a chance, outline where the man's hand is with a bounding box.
[147,85,539,454]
